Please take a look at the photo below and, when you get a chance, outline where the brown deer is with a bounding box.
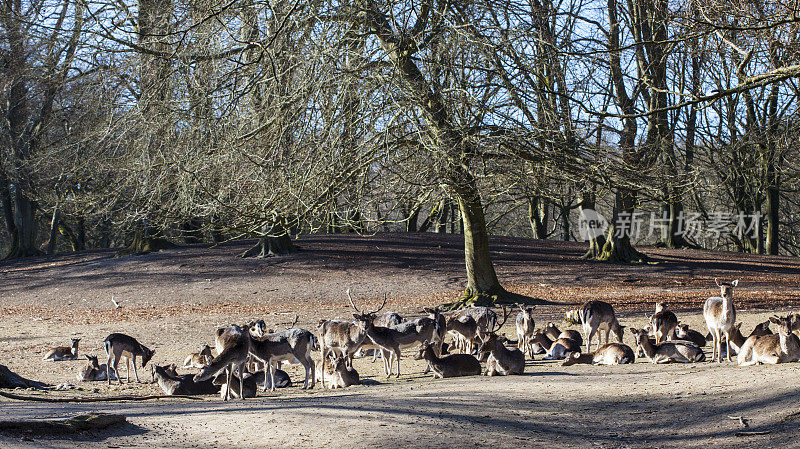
[738,315,800,365]
[561,343,635,366]
[579,301,625,352]
[194,324,251,400]
[183,344,213,369]
[515,304,536,358]
[630,328,705,363]
[478,307,524,376]
[651,302,678,344]
[413,340,481,378]
[103,333,155,385]
[43,338,81,361]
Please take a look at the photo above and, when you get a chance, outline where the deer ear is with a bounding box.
[731,279,739,287]
[352,313,360,320]
[769,316,780,324]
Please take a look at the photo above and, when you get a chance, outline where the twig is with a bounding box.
[728,415,749,428]
[735,430,771,437]
[0,391,203,402]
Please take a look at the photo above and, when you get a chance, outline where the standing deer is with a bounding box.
[43,338,81,361]
[651,302,678,344]
[703,279,738,362]
[446,315,479,354]
[194,324,251,400]
[103,333,155,385]
[515,304,536,358]
[579,301,625,352]
[248,324,317,391]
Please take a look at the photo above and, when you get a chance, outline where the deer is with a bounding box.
[446,314,479,354]
[414,340,481,378]
[703,279,738,362]
[579,301,625,352]
[515,304,536,358]
[76,355,115,382]
[183,344,213,369]
[737,315,800,365]
[543,322,584,347]
[561,343,635,366]
[630,328,705,363]
[193,324,251,401]
[103,333,155,385]
[151,364,220,396]
[43,338,81,361]
[317,354,360,389]
[651,302,678,344]
[674,323,707,348]
[247,323,317,391]
[478,307,524,375]
[455,307,497,341]
[317,317,368,386]
[530,329,581,360]
[359,312,404,361]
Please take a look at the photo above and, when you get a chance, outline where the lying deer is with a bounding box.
[478,308,524,376]
[152,364,220,396]
[630,328,705,363]
[103,333,155,385]
[43,337,81,361]
[183,344,213,369]
[561,343,635,366]
[317,354,360,389]
[194,324,251,400]
[579,301,625,352]
[543,322,584,347]
[672,324,705,348]
[414,340,481,378]
[738,315,800,365]
[704,279,738,363]
[530,329,581,360]
[76,355,116,382]
[651,302,678,344]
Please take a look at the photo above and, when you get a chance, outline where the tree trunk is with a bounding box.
[579,190,606,259]
[240,222,297,258]
[46,205,61,255]
[528,197,548,239]
[595,190,650,263]
[5,193,39,259]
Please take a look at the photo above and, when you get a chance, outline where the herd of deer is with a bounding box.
[40,279,800,400]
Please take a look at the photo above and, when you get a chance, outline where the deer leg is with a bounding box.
[132,356,140,382]
[395,348,401,378]
[724,332,732,363]
[238,362,246,400]
[125,358,130,384]
[269,361,277,392]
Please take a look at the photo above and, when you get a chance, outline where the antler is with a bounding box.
[490,306,509,333]
[346,288,361,314]
[715,278,721,287]
[289,314,299,328]
[368,293,388,315]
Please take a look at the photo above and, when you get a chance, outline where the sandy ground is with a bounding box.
[1,233,800,448]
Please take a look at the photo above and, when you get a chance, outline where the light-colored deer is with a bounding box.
[579,301,625,352]
[478,307,524,375]
[561,343,635,366]
[515,304,536,358]
[43,338,81,361]
[651,302,678,344]
[183,344,213,369]
[413,340,481,378]
[703,279,738,362]
[194,324,251,400]
[103,333,155,385]
[76,355,115,382]
[317,354,360,388]
[630,328,705,363]
[446,314,478,354]
[455,307,497,341]
[737,315,800,365]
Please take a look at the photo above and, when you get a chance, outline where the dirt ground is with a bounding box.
[1,233,800,448]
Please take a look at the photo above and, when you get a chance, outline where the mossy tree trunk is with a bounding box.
[240,221,297,258]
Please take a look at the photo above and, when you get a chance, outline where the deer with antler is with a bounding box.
[349,290,441,378]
